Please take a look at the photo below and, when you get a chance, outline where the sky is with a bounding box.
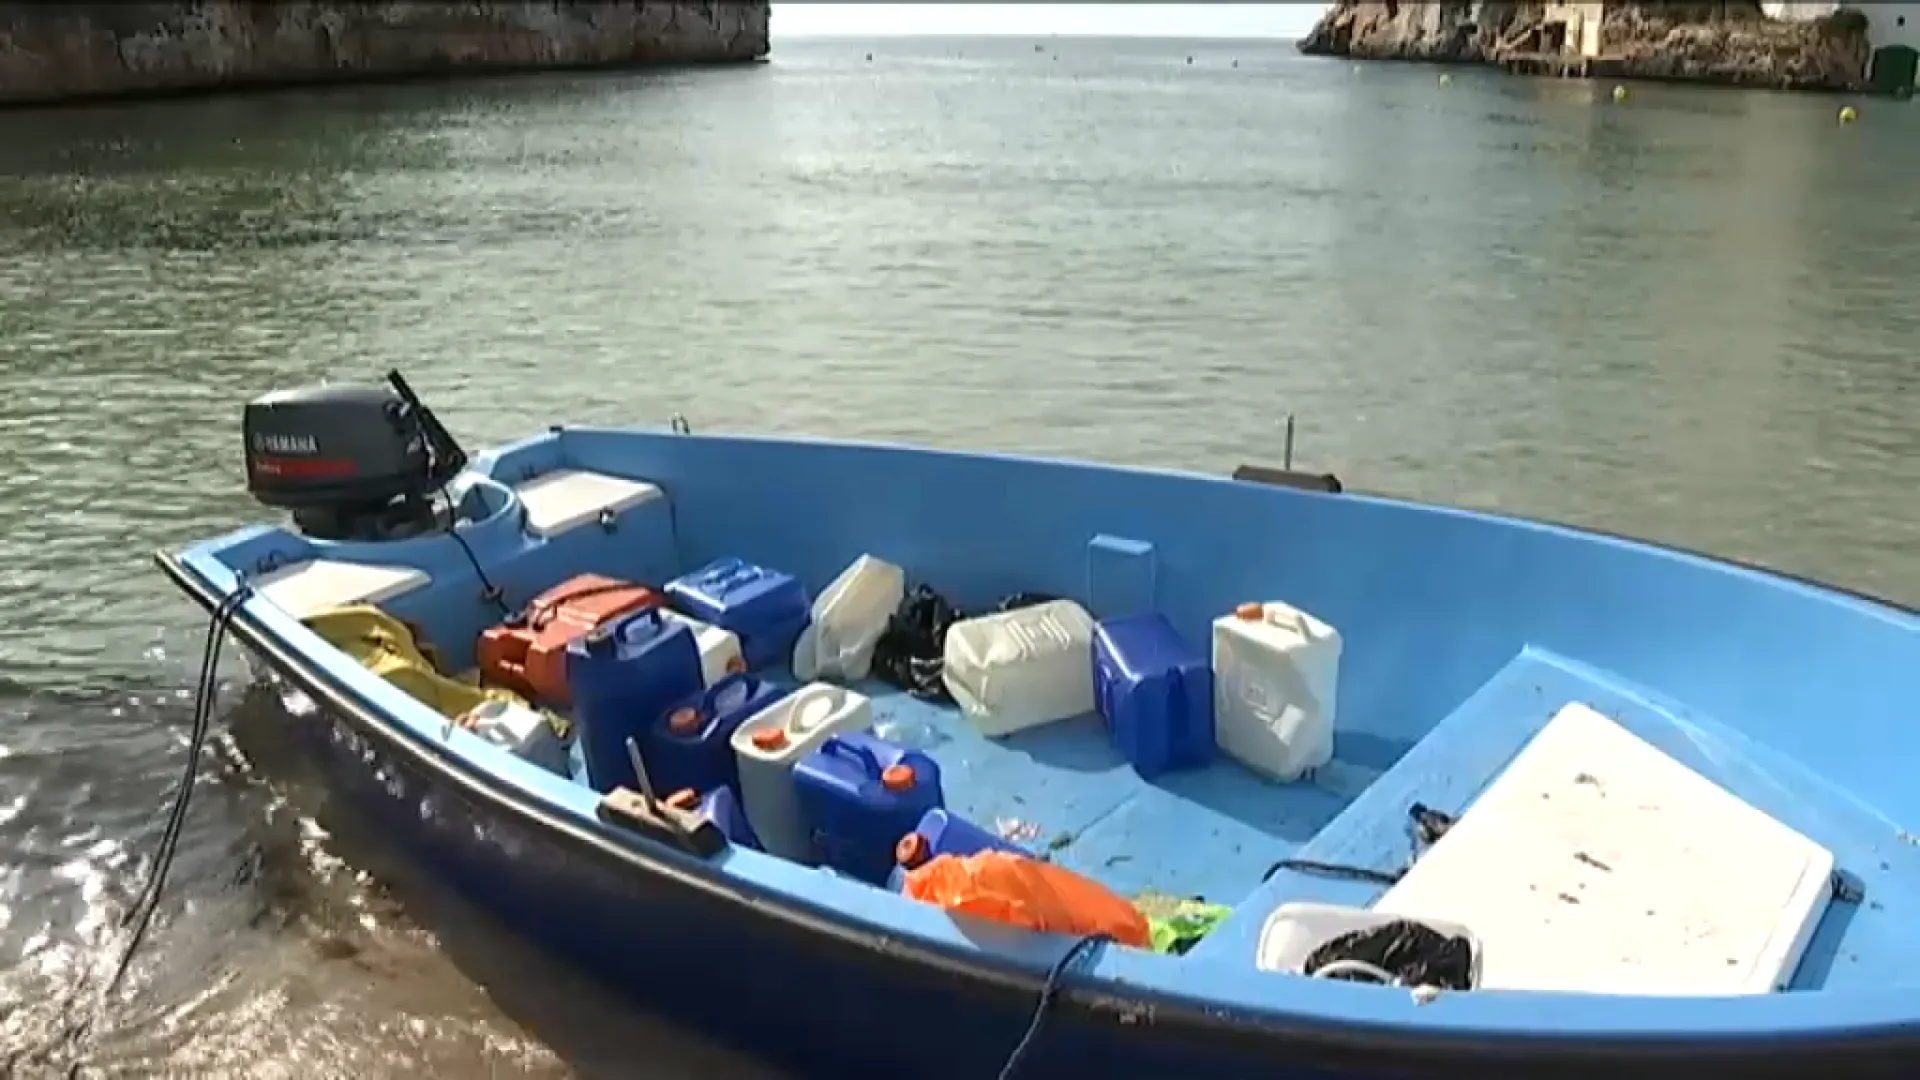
[774,4,1331,40]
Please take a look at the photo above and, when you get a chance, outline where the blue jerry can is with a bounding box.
[665,785,763,851]
[792,732,943,885]
[886,807,1028,891]
[566,607,704,793]
[645,672,790,798]
[1092,612,1214,779]
[665,557,811,672]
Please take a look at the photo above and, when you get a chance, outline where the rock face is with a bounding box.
[1298,0,1489,62]
[1300,1,1870,92]
[1600,4,1869,90]
[0,1,771,105]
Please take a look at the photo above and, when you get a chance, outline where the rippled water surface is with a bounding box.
[1,35,1916,1078]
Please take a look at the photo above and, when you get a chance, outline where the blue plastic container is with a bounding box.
[1092,612,1215,779]
[566,607,705,793]
[644,672,789,798]
[666,785,763,852]
[886,807,1028,891]
[792,732,944,886]
[665,557,811,672]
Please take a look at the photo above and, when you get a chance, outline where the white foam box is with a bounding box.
[253,559,430,620]
[514,469,663,538]
[1374,702,1835,996]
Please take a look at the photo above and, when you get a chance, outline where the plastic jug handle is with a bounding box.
[702,671,755,711]
[785,684,840,735]
[588,606,661,651]
[820,736,880,775]
[1267,607,1314,638]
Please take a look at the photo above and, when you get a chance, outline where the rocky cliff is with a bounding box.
[1300,1,1870,92]
[0,1,770,106]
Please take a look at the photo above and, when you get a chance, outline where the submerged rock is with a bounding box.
[1300,1,1871,93]
[0,1,772,106]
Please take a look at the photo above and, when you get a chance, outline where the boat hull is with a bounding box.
[159,549,1919,1080]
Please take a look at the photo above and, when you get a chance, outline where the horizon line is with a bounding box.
[775,30,1306,40]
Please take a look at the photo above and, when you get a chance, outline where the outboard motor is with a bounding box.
[243,370,468,542]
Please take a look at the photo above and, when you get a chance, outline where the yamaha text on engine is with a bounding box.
[242,370,469,543]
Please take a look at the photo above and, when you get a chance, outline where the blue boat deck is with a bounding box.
[556,669,1369,908]
[541,640,1914,992]
[1185,646,1920,992]
[861,684,1367,907]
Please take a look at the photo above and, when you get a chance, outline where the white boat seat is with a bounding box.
[514,468,664,538]
[1374,701,1835,996]
[252,558,431,620]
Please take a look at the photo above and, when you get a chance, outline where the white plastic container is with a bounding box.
[1256,901,1482,987]
[792,554,906,682]
[731,683,875,862]
[941,599,1097,737]
[1213,601,1341,782]
[658,608,746,687]
[459,699,571,777]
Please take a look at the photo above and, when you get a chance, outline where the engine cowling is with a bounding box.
[242,373,465,542]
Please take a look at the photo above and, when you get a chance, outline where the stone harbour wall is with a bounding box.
[0,1,771,106]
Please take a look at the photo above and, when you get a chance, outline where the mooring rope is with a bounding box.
[995,933,1111,1080]
[109,581,254,994]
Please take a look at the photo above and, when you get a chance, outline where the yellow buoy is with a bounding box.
[1612,84,1628,103]
[1439,73,1453,86]
[1839,105,1859,124]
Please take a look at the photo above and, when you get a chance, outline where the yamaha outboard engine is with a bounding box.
[243,370,468,542]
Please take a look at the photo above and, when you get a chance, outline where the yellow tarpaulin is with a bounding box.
[303,604,566,736]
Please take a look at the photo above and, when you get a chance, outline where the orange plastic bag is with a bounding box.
[902,851,1152,949]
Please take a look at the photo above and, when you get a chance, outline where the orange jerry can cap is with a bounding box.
[881,763,917,793]
[895,831,931,868]
[751,726,789,751]
[664,788,700,811]
[666,707,702,736]
[1234,602,1265,621]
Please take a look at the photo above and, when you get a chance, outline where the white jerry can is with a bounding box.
[941,599,1096,738]
[731,683,875,862]
[1212,601,1341,782]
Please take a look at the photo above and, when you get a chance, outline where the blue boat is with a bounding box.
[155,372,1920,1079]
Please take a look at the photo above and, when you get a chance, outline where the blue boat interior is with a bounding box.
[179,424,1920,1024]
